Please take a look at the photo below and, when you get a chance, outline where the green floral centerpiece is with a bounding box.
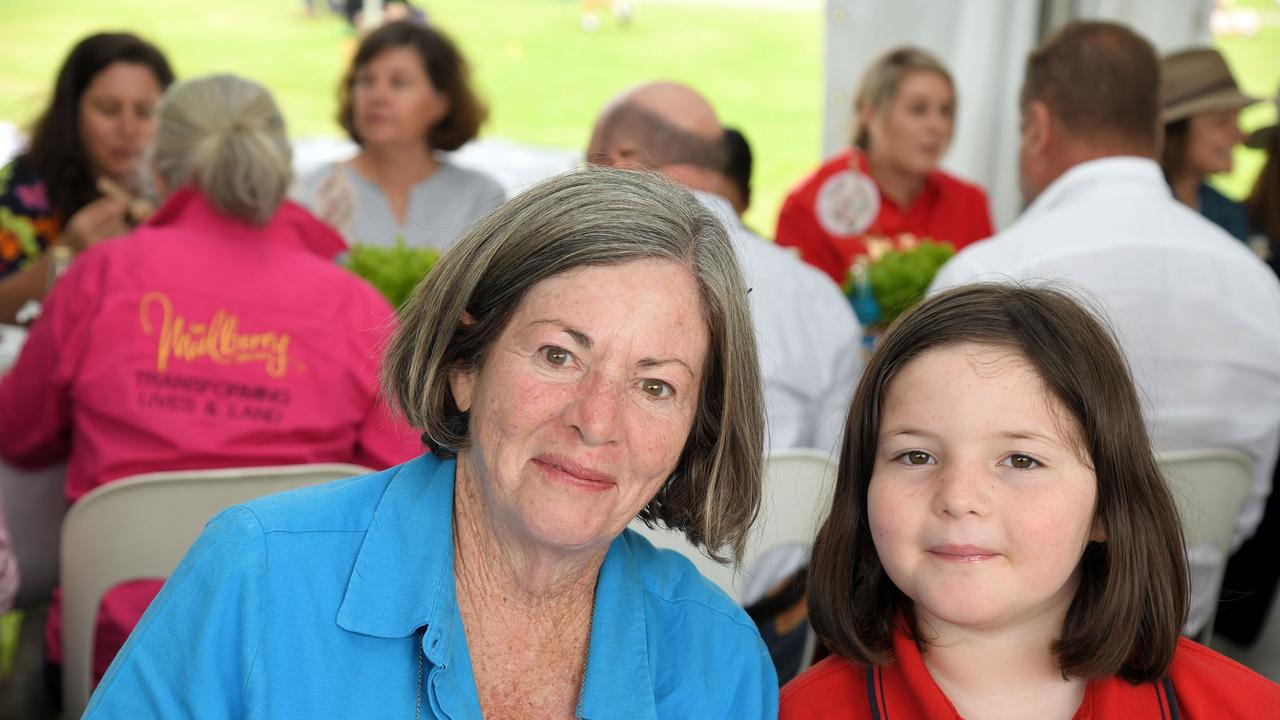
[343,238,440,309]
[843,236,955,329]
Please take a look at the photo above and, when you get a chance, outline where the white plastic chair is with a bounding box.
[61,463,373,717]
[1157,448,1255,645]
[630,448,837,602]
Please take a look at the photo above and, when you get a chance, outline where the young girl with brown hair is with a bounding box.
[782,284,1280,718]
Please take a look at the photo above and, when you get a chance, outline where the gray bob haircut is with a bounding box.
[382,167,765,564]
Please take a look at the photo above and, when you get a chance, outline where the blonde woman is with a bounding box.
[0,74,420,693]
[776,47,994,284]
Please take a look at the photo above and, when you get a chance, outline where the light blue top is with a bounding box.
[84,454,778,719]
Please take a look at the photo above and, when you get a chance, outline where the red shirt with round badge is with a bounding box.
[775,148,995,284]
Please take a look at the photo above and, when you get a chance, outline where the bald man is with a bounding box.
[588,82,862,456]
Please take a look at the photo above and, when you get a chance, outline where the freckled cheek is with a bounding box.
[866,479,907,547]
[624,409,693,474]
[1010,502,1092,564]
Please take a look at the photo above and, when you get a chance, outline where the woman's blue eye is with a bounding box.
[541,346,571,366]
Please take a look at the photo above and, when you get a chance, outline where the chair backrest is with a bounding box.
[629,449,838,601]
[1157,448,1255,643]
[61,463,372,717]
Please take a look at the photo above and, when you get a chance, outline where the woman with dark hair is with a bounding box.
[0,32,173,323]
[1160,48,1258,241]
[775,47,993,285]
[781,284,1280,718]
[0,73,419,706]
[296,20,504,250]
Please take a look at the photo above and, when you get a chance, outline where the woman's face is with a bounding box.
[868,343,1102,635]
[864,70,955,179]
[1184,109,1244,176]
[78,61,164,185]
[351,46,449,149]
[450,259,710,553]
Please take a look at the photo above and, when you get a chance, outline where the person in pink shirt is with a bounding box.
[0,74,422,701]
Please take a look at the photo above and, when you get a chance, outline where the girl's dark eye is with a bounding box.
[897,450,933,466]
[1007,454,1040,470]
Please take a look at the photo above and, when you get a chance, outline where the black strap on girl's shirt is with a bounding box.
[1157,676,1181,719]
[864,666,1180,719]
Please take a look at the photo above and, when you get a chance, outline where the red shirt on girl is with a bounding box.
[781,625,1280,719]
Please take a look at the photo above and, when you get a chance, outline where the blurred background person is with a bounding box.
[1160,47,1259,242]
[588,81,861,456]
[0,32,173,324]
[721,126,753,218]
[580,0,633,32]
[1246,88,1280,269]
[295,20,504,250]
[775,46,993,285]
[1216,86,1280,649]
[0,74,420,704]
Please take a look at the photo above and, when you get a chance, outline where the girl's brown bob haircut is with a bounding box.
[381,167,765,564]
[808,283,1189,683]
[337,20,486,152]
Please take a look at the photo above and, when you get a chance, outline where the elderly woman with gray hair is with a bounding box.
[0,73,420,698]
[84,165,779,716]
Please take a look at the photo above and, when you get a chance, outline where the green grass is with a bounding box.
[0,0,1273,233]
[0,0,823,236]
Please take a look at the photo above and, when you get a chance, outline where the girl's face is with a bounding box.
[868,343,1103,635]
[1184,109,1244,176]
[351,46,449,149]
[863,70,955,179]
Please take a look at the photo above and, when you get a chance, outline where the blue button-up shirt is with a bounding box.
[85,454,778,718]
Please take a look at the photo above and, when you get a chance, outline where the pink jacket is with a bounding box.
[0,187,421,498]
[0,188,422,672]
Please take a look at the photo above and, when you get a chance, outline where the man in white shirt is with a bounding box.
[930,21,1280,635]
[587,82,862,455]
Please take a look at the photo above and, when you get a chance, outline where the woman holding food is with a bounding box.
[0,32,173,323]
[0,73,420,705]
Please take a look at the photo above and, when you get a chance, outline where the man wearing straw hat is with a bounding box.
[930,20,1280,637]
[1160,47,1260,242]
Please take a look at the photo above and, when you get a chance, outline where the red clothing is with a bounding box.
[775,148,995,284]
[0,187,421,678]
[781,628,1280,719]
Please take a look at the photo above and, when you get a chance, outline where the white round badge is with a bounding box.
[815,169,879,238]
